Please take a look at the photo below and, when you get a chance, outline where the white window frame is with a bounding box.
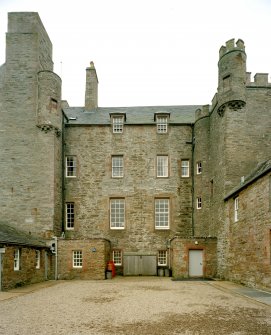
[35,250,41,269]
[196,162,202,175]
[181,160,190,177]
[112,155,124,177]
[156,116,168,133]
[66,202,75,230]
[157,155,169,177]
[112,116,124,133]
[158,250,167,266]
[66,156,76,177]
[14,248,20,271]
[73,250,82,268]
[234,197,239,222]
[197,197,202,209]
[113,250,122,266]
[110,199,125,229]
[155,199,170,229]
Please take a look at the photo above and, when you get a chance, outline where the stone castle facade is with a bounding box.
[0,12,270,290]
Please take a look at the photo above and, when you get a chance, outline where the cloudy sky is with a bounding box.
[0,0,271,107]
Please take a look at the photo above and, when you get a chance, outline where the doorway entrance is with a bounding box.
[188,249,203,277]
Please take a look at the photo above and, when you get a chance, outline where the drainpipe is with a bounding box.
[167,236,177,270]
[191,124,195,236]
[0,247,6,291]
[186,124,195,236]
[52,236,58,280]
[61,110,69,234]
[0,253,2,291]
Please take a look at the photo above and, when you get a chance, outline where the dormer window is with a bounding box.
[110,113,126,133]
[154,113,170,134]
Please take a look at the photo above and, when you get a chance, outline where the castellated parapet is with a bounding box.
[219,38,245,59]
[246,72,271,87]
[195,105,210,122]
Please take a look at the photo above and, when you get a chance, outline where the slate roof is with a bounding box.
[224,159,271,200]
[63,105,200,125]
[0,223,48,248]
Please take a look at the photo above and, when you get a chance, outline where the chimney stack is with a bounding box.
[85,61,98,110]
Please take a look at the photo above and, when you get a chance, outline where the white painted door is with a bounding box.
[189,250,203,277]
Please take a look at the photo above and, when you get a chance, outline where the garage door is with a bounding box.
[123,254,157,276]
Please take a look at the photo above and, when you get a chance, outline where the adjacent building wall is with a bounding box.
[225,173,271,289]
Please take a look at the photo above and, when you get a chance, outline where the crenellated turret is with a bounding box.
[217,38,246,116]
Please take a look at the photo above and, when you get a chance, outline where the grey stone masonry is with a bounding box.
[64,122,193,252]
[0,12,62,238]
[2,13,271,288]
[85,61,98,110]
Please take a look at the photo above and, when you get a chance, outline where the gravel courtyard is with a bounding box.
[0,277,271,335]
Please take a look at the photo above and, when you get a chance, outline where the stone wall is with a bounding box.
[225,173,271,290]
[193,106,211,237]
[1,246,52,290]
[0,12,62,238]
[171,237,217,278]
[57,238,110,280]
[197,39,271,279]
[64,123,193,256]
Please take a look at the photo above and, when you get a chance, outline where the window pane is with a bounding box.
[234,197,239,222]
[112,156,123,177]
[110,199,125,229]
[66,156,76,177]
[113,250,122,265]
[157,156,168,177]
[35,250,40,269]
[197,197,202,209]
[73,250,82,268]
[197,162,202,174]
[113,117,124,133]
[157,116,168,133]
[158,250,167,266]
[14,249,20,271]
[66,203,75,229]
[155,199,169,229]
[181,160,189,177]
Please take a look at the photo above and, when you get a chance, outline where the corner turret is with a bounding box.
[217,38,246,116]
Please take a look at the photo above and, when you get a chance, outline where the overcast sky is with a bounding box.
[0,0,271,107]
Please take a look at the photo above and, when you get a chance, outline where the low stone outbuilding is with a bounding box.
[224,160,271,289]
[0,223,53,290]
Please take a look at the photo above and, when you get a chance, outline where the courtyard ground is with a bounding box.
[0,277,271,335]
